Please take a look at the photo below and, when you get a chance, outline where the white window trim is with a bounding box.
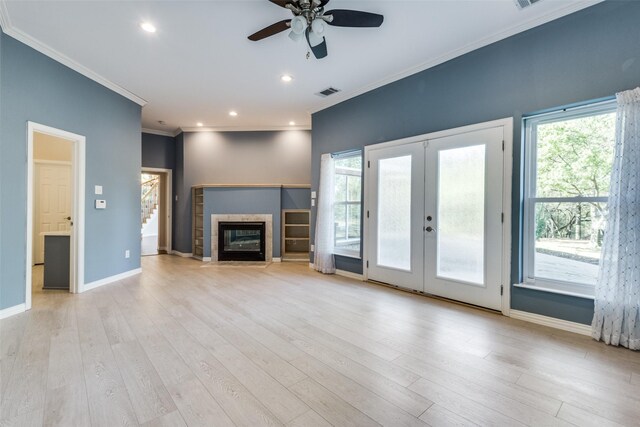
[522,100,616,299]
[333,152,362,259]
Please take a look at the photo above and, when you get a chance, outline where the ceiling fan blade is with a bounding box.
[325,9,384,27]
[305,28,328,59]
[269,0,294,8]
[248,20,291,41]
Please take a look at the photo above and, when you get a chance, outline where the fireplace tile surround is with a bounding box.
[211,214,273,263]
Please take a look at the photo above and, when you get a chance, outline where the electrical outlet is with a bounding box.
[311,199,316,207]
[311,244,315,252]
[125,250,130,259]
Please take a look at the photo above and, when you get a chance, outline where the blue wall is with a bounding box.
[201,187,311,258]
[204,187,282,258]
[142,132,175,171]
[0,30,3,308]
[0,32,142,310]
[311,1,640,324]
[281,187,311,210]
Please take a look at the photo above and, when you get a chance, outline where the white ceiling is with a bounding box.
[1,0,601,134]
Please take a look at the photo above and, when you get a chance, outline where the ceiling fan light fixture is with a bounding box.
[288,30,304,42]
[311,18,326,36]
[290,15,307,35]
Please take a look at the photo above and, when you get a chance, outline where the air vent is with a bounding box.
[514,0,542,10]
[316,87,341,97]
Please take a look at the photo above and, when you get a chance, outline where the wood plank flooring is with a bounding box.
[1,255,639,426]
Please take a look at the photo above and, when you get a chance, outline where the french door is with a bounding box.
[366,142,425,291]
[366,125,505,310]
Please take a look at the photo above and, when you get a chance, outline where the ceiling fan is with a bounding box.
[248,0,384,59]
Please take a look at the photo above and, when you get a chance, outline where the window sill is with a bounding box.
[333,250,361,260]
[514,281,595,300]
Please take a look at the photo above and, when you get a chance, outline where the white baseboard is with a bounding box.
[0,303,26,320]
[272,257,282,263]
[509,310,591,336]
[202,257,212,262]
[308,263,364,281]
[82,268,142,292]
[171,250,193,258]
[336,269,365,281]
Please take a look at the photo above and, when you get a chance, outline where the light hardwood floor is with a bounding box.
[1,255,639,426]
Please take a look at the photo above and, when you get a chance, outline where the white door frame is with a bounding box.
[364,117,513,315]
[26,122,86,310]
[141,167,173,254]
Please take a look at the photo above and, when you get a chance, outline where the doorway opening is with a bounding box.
[141,168,172,256]
[26,122,86,310]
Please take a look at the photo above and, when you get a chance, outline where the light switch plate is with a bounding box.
[311,191,317,199]
[311,199,315,207]
[95,199,107,209]
[95,185,103,195]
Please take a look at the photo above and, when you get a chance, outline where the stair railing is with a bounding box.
[141,177,160,225]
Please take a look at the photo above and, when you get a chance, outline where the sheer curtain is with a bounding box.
[314,153,336,274]
[592,87,640,350]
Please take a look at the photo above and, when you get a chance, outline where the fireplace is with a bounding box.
[218,222,266,261]
[211,214,273,263]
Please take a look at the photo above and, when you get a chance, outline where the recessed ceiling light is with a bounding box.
[196,122,203,127]
[140,22,156,33]
[229,111,238,117]
[281,74,293,83]
[289,121,296,126]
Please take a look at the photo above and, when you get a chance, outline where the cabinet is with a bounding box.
[281,209,310,261]
[192,187,204,258]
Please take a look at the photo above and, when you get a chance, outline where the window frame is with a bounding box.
[521,100,616,299]
[333,151,363,259]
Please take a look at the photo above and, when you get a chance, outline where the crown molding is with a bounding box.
[180,125,311,133]
[0,1,147,107]
[309,0,603,114]
[141,128,177,137]
[0,0,11,31]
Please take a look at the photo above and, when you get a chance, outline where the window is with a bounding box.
[334,152,362,257]
[523,101,616,297]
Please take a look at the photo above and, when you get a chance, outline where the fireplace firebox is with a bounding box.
[218,222,266,261]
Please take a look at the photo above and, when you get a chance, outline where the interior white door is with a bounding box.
[424,126,504,310]
[366,142,425,291]
[34,163,72,264]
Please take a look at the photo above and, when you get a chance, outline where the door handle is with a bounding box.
[425,226,434,232]
[65,216,72,221]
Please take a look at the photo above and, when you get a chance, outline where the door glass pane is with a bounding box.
[377,155,412,270]
[437,145,485,284]
[534,202,605,285]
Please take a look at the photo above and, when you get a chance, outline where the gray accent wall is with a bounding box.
[0,32,142,310]
[173,130,312,253]
[311,1,640,325]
